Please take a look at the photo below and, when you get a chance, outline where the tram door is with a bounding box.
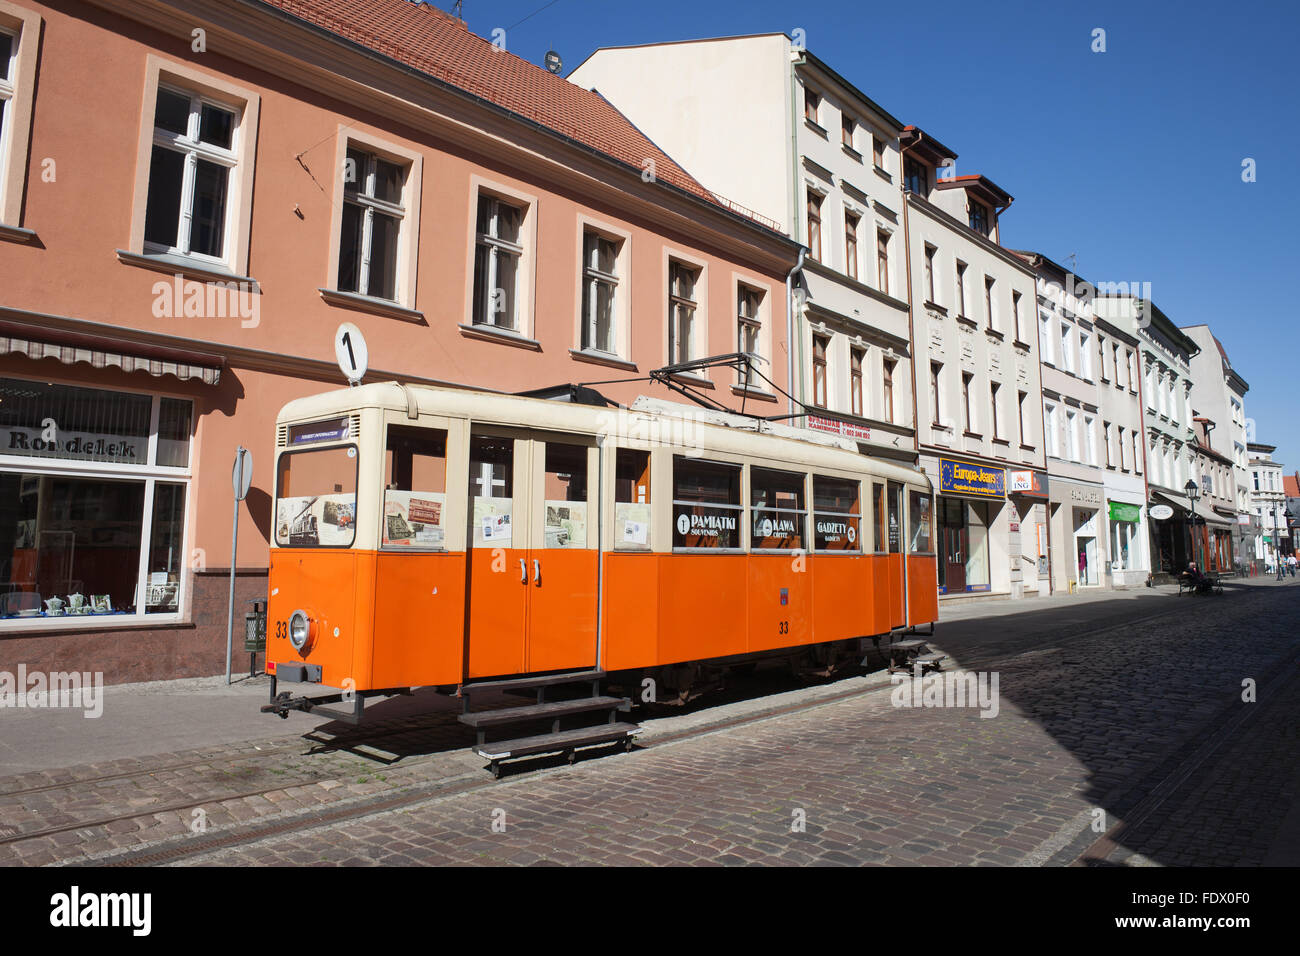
[886,481,906,628]
[464,430,598,679]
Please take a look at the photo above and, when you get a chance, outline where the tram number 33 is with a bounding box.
[778,620,789,635]
[275,620,287,640]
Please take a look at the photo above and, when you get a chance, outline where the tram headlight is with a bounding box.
[289,609,314,653]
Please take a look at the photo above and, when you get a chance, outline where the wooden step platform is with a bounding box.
[458,695,630,730]
[474,724,639,778]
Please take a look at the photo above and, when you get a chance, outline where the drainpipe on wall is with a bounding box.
[786,247,807,419]
[789,44,807,417]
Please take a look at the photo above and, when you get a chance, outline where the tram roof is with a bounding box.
[277,382,930,487]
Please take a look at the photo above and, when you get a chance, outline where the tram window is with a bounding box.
[382,426,447,548]
[543,443,589,548]
[750,467,806,550]
[470,435,513,546]
[615,449,651,549]
[275,445,357,548]
[812,476,861,551]
[672,458,741,549]
[872,482,885,553]
[909,490,934,554]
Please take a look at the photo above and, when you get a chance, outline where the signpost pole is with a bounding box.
[226,446,252,685]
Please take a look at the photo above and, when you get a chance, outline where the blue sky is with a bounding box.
[447,0,1300,471]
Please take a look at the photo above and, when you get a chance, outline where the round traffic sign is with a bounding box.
[334,323,369,385]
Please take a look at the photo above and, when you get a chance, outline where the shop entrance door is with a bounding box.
[940,498,967,592]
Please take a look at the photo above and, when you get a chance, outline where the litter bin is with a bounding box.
[244,600,266,678]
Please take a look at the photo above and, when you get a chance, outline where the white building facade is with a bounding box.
[901,129,1046,601]
[1248,443,1288,568]
[568,35,917,463]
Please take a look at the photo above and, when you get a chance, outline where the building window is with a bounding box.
[1117,426,1126,470]
[961,372,974,433]
[904,157,927,195]
[1079,330,1093,380]
[1017,391,1028,446]
[804,88,821,126]
[812,334,830,408]
[872,134,885,170]
[1133,432,1141,474]
[990,382,1002,441]
[876,229,890,295]
[1045,402,1060,458]
[0,9,39,228]
[1060,322,1075,374]
[983,276,995,330]
[850,347,865,417]
[580,231,620,354]
[924,245,937,304]
[1066,409,1079,461]
[1012,290,1024,341]
[807,191,823,261]
[844,210,859,280]
[668,261,700,365]
[1104,421,1113,467]
[969,201,990,236]
[882,358,896,423]
[337,146,407,301]
[1039,311,1054,364]
[737,284,763,387]
[841,113,855,150]
[1084,415,1096,465]
[143,85,239,261]
[1127,350,1137,393]
[955,261,968,317]
[930,362,943,426]
[472,195,526,330]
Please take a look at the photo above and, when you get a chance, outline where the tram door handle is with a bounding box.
[533,559,541,586]
[519,559,527,584]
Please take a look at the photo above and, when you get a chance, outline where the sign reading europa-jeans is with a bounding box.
[939,458,1004,498]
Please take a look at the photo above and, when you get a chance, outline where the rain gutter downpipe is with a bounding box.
[786,246,807,419]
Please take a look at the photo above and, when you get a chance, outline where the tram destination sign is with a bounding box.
[938,457,1005,499]
[288,418,350,445]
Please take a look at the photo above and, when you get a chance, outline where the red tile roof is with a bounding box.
[257,0,717,205]
[1285,474,1300,498]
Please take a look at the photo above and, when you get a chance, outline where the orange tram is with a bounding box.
[263,381,939,767]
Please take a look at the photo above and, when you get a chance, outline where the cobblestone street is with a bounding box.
[2,579,1295,867]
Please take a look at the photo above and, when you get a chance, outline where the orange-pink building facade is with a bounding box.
[0,0,797,682]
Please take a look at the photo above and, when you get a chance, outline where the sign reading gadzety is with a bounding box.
[939,458,1005,499]
[5,426,145,464]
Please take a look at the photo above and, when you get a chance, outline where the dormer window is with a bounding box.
[904,157,928,195]
[969,200,990,236]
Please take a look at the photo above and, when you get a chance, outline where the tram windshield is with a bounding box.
[275,445,358,548]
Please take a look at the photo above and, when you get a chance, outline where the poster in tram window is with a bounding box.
[383,491,447,548]
[615,502,651,548]
[544,501,588,549]
[277,494,356,547]
[473,498,512,546]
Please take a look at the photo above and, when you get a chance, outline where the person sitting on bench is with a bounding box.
[1180,561,1215,594]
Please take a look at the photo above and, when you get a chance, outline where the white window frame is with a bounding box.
[0,2,39,228]
[664,250,707,369]
[734,279,770,391]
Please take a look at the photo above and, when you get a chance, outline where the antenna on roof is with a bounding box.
[1066,252,1078,272]
[452,0,463,17]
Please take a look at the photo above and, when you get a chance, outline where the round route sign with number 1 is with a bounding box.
[334,322,369,385]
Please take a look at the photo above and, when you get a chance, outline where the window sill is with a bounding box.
[1012,340,1032,351]
[670,371,715,389]
[963,431,983,440]
[458,323,541,351]
[955,315,977,329]
[804,118,828,138]
[992,437,1010,446]
[116,249,259,291]
[730,384,778,403]
[985,327,1005,341]
[1019,444,1036,453]
[0,223,38,244]
[569,348,636,371]
[842,143,863,162]
[873,165,893,183]
[319,288,425,323]
[924,300,948,315]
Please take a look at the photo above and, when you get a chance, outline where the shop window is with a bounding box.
[543,443,589,549]
[750,467,806,551]
[275,445,358,548]
[382,425,447,548]
[614,448,651,550]
[909,490,934,554]
[146,482,186,613]
[672,458,740,549]
[813,476,860,551]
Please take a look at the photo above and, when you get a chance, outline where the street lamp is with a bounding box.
[1184,478,1201,571]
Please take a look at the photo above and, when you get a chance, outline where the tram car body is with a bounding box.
[266,382,938,703]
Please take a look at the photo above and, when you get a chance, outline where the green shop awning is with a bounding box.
[1108,501,1142,523]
